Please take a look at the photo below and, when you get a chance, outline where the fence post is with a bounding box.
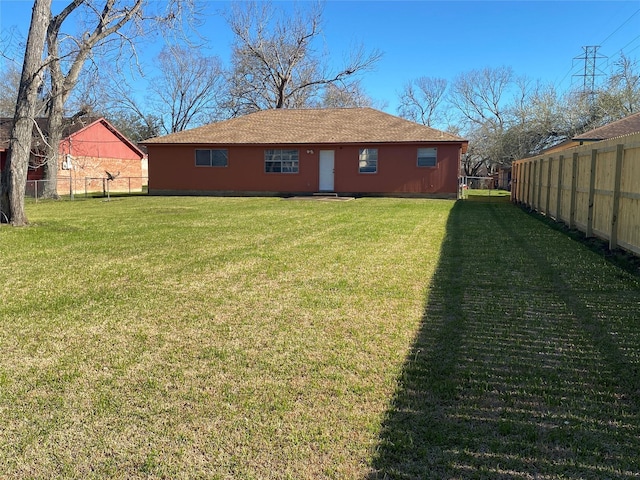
[586,149,598,238]
[523,162,528,205]
[531,160,536,209]
[556,155,564,221]
[610,144,624,250]
[536,159,542,211]
[520,162,525,204]
[513,163,520,203]
[545,157,553,216]
[527,160,535,208]
[524,161,528,204]
[569,152,578,229]
[516,163,521,203]
[528,160,534,207]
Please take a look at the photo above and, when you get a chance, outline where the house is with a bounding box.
[0,116,146,196]
[572,111,640,144]
[142,108,468,198]
[539,112,640,154]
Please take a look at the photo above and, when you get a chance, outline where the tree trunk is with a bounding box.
[39,0,145,197]
[0,0,51,225]
[41,94,64,199]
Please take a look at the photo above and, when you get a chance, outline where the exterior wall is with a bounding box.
[1,120,145,196]
[59,121,144,195]
[148,142,461,197]
[2,150,47,181]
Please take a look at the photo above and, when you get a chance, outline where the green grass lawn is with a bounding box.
[1,196,639,479]
[461,188,511,200]
[0,196,450,479]
[373,199,640,479]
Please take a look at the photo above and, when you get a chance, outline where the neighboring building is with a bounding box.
[572,112,640,144]
[497,166,512,191]
[0,116,146,196]
[540,112,640,154]
[142,108,468,198]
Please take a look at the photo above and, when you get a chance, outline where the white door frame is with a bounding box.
[319,150,335,191]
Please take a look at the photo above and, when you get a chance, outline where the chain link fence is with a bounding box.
[26,177,148,201]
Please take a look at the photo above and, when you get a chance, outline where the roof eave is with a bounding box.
[143,139,468,146]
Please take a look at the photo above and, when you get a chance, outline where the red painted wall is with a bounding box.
[1,151,47,180]
[148,142,462,197]
[61,121,142,160]
[60,121,144,195]
[1,120,145,196]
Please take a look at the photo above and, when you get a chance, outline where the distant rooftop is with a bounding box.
[573,112,640,142]
[0,116,103,151]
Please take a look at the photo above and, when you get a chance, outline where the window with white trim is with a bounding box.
[359,148,378,173]
[417,147,437,167]
[195,149,228,167]
[265,149,299,173]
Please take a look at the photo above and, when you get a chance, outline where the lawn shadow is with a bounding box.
[369,200,640,479]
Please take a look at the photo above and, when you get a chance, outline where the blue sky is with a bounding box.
[2,0,640,116]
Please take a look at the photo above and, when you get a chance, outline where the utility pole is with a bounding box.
[573,46,606,104]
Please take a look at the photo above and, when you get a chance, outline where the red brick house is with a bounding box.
[0,116,146,196]
[142,108,468,198]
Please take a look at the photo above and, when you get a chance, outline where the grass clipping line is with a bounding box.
[0,197,448,479]
[2,196,639,479]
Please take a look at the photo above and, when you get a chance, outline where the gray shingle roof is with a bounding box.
[142,108,467,147]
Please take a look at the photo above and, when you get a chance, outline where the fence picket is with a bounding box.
[513,133,640,257]
[610,144,624,250]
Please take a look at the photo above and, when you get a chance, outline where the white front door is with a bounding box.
[319,150,335,191]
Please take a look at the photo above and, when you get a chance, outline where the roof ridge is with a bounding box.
[142,108,467,145]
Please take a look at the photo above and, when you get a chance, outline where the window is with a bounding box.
[417,147,437,167]
[196,149,228,167]
[265,149,299,173]
[359,148,378,173]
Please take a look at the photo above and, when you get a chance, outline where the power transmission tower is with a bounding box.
[573,46,607,102]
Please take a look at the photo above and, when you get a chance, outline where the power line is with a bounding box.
[599,8,640,46]
[612,34,640,58]
[557,8,640,89]
[625,42,640,56]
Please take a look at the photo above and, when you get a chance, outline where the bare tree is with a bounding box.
[98,43,223,138]
[449,66,514,130]
[149,45,224,134]
[1,0,198,221]
[40,0,148,198]
[597,53,640,120]
[397,76,447,127]
[223,1,382,115]
[1,0,51,225]
[0,62,23,116]
[104,109,161,143]
[318,81,373,108]
[97,71,161,139]
[503,78,564,158]
[446,67,514,175]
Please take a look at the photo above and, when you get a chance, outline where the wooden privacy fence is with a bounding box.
[511,132,640,256]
